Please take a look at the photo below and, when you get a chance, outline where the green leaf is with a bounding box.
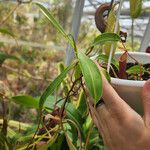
[100,67,111,82]
[11,95,59,110]
[96,53,119,69]
[58,62,70,100]
[44,97,84,137]
[88,127,104,149]
[92,33,120,47]
[35,2,74,49]
[78,52,102,104]
[103,8,120,56]
[105,8,119,33]
[11,94,84,136]
[0,132,11,149]
[0,52,20,65]
[68,34,78,54]
[11,95,39,108]
[39,61,76,109]
[49,133,65,150]
[11,94,83,125]
[65,133,77,150]
[0,28,14,37]
[74,64,82,81]
[130,0,142,18]
[77,90,88,117]
[126,65,145,75]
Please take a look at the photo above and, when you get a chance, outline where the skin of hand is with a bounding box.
[89,65,150,150]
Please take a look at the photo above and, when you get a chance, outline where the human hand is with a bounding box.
[89,72,150,150]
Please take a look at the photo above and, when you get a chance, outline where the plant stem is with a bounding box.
[66,119,82,150]
[60,76,82,118]
[107,0,124,73]
[84,122,93,150]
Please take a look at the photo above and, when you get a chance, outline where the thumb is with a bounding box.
[141,79,150,125]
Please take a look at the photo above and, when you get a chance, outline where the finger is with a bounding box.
[141,79,150,125]
[96,104,115,145]
[95,61,124,106]
[96,103,110,123]
[102,73,130,112]
[89,102,111,147]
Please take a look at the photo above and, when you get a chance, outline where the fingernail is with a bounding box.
[96,98,105,107]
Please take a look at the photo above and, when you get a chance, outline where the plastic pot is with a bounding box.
[111,52,150,114]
